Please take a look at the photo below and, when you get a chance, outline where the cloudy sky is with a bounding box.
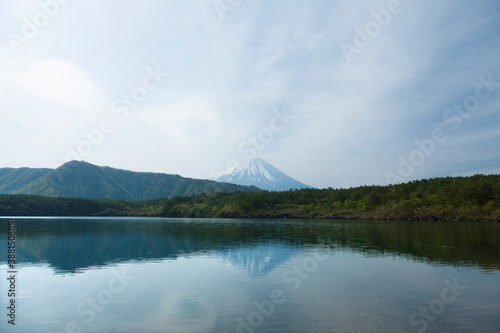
[0,0,499,189]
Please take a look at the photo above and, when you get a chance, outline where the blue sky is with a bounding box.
[0,0,499,188]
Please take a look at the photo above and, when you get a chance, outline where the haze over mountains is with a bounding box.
[0,161,259,200]
[212,158,314,191]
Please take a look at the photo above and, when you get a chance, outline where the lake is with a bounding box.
[0,217,499,332]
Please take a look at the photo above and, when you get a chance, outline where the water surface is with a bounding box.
[0,217,499,332]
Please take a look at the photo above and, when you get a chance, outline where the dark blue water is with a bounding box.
[0,217,499,332]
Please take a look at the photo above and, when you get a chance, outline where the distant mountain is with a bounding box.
[3,161,259,200]
[0,167,52,194]
[212,158,314,191]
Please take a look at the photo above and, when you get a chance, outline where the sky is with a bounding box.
[0,0,499,189]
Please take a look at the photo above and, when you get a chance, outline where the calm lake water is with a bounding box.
[0,217,499,333]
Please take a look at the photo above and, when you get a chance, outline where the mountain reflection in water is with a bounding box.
[1,217,498,274]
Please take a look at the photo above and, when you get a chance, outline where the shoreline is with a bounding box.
[1,213,498,223]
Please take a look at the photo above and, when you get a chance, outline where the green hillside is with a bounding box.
[9,161,260,200]
[0,167,52,194]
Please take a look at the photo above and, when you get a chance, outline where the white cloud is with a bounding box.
[2,58,107,110]
[141,99,222,147]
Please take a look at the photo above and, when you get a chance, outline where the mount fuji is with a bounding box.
[212,158,314,191]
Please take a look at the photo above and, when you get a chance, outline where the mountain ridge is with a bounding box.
[1,161,260,200]
[0,167,52,194]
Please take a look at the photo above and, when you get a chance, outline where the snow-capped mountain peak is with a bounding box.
[212,158,314,191]
[225,158,279,181]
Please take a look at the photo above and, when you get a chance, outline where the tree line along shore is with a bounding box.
[0,174,498,222]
